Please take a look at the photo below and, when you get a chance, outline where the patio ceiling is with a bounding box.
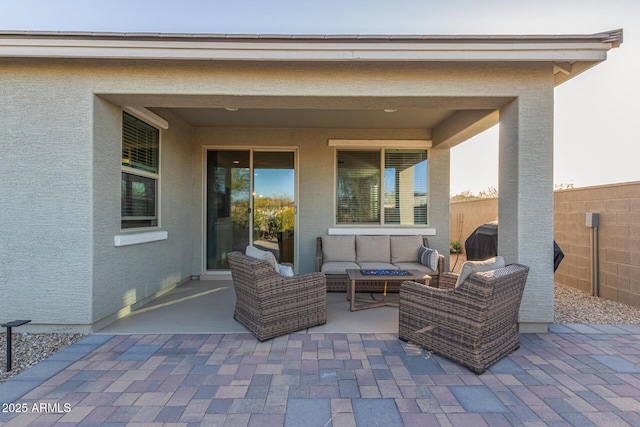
[164,106,455,129]
[101,94,513,142]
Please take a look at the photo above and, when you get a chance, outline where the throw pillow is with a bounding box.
[245,245,279,273]
[278,264,295,277]
[418,246,439,271]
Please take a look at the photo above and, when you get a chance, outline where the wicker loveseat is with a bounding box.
[399,261,529,374]
[228,251,327,341]
[315,234,444,292]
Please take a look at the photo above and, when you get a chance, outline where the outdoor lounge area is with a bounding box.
[1,29,624,339]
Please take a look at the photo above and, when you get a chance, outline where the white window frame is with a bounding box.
[330,139,431,229]
[120,107,166,231]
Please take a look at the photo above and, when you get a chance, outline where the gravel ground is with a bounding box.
[554,283,640,324]
[2,260,639,384]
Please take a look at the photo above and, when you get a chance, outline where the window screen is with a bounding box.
[336,151,380,224]
[122,112,159,173]
[336,148,428,225]
[384,150,428,224]
[121,112,159,229]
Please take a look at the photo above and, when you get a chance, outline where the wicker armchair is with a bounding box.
[227,251,327,341]
[399,263,529,374]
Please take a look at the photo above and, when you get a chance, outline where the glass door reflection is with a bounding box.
[206,150,250,270]
[252,151,295,265]
[206,149,296,271]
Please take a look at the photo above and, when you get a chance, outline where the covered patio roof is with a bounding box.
[0,29,622,146]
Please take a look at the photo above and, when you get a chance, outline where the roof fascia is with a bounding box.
[0,29,623,44]
[0,30,621,63]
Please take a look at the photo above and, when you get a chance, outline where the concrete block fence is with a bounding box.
[450,181,640,309]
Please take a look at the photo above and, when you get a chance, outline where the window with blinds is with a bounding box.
[336,149,428,225]
[122,112,159,173]
[337,151,380,224]
[121,112,159,229]
[384,150,427,225]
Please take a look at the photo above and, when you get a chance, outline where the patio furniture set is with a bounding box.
[315,234,445,291]
[228,236,529,374]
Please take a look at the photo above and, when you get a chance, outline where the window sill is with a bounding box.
[114,230,168,247]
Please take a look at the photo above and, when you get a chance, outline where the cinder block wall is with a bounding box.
[450,182,640,308]
[554,182,640,307]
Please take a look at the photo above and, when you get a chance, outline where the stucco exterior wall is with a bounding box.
[0,61,94,330]
[92,104,201,325]
[427,147,452,268]
[498,77,555,332]
[0,57,556,330]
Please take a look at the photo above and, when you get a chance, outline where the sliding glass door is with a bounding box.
[206,150,251,270]
[206,149,295,270]
[252,151,295,265]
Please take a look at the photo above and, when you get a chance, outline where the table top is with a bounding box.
[346,269,429,281]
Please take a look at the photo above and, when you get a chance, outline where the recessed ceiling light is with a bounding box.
[225,107,239,112]
[383,108,397,113]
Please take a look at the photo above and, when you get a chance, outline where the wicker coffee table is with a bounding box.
[346,269,431,311]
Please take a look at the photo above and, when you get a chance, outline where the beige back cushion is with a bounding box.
[390,235,424,263]
[356,235,391,263]
[456,256,506,286]
[245,245,279,273]
[322,235,356,262]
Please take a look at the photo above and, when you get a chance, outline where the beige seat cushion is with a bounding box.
[456,256,506,286]
[321,261,360,275]
[322,235,356,262]
[394,262,436,275]
[356,235,391,263]
[390,235,423,263]
[357,262,397,271]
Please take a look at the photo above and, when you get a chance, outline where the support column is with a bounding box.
[429,147,451,270]
[499,95,555,333]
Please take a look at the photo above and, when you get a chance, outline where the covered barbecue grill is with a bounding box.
[464,221,498,261]
[464,221,564,271]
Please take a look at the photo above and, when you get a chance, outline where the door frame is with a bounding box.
[201,145,299,276]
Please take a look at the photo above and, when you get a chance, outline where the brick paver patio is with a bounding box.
[2,324,640,426]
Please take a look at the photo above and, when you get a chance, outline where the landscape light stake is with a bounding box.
[2,320,31,371]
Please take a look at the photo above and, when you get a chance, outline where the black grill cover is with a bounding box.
[553,241,565,272]
[464,221,498,261]
[464,221,565,272]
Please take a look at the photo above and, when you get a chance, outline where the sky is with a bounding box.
[2,0,638,195]
[254,169,295,200]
